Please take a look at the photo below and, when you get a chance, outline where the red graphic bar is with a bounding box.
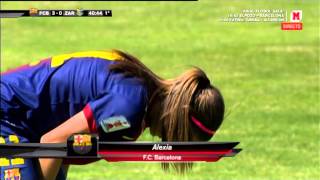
[98,150,232,155]
[281,22,303,30]
[104,156,222,162]
[98,150,232,162]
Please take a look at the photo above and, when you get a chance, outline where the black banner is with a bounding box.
[0,134,241,162]
[0,10,112,18]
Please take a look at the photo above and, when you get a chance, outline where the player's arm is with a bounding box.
[39,111,90,180]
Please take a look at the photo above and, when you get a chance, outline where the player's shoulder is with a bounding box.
[107,71,149,103]
[97,92,147,141]
[109,86,148,114]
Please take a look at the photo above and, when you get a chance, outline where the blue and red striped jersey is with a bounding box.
[0,51,148,141]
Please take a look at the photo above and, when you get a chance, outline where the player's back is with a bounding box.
[0,51,147,140]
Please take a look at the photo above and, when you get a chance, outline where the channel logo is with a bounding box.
[281,10,303,30]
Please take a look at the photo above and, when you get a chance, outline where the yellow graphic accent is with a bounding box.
[11,158,25,166]
[51,50,124,67]
[0,158,10,166]
[4,168,20,180]
[9,135,19,143]
[0,136,5,144]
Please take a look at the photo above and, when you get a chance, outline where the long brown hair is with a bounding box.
[109,50,225,173]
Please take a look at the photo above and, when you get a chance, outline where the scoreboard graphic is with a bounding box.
[0,9,112,18]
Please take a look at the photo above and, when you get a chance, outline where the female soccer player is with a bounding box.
[0,50,225,180]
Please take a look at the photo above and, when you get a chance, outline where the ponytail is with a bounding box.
[160,68,211,173]
[109,50,224,174]
[161,68,209,141]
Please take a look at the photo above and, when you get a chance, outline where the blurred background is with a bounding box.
[1,1,319,179]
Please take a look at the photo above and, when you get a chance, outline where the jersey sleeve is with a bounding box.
[82,93,145,141]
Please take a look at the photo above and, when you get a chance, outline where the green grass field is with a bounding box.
[1,1,319,179]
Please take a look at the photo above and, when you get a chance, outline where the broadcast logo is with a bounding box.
[281,10,303,30]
